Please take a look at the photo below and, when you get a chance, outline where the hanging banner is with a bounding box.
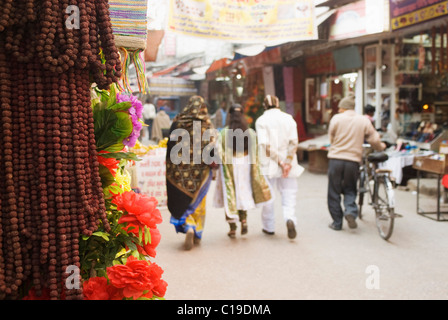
[168,0,317,43]
[329,0,388,41]
[390,0,448,31]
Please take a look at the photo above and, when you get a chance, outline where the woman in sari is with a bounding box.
[213,104,273,238]
[165,96,215,250]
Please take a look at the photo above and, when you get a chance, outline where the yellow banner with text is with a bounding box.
[168,0,317,43]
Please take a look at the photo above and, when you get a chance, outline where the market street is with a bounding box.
[154,164,448,300]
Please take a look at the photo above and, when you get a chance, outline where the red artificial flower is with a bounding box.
[97,152,120,176]
[112,191,162,229]
[123,223,161,258]
[22,285,66,300]
[22,287,51,300]
[106,256,155,300]
[82,277,123,300]
[140,227,161,258]
[148,263,168,298]
[140,263,168,299]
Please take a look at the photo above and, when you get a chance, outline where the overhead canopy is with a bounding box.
[152,56,204,78]
[206,58,234,74]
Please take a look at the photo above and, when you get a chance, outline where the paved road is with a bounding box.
[154,165,448,300]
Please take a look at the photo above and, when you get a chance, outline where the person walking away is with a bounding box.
[255,95,303,240]
[142,98,156,139]
[327,92,386,231]
[364,104,376,126]
[165,96,215,250]
[213,104,272,238]
[214,99,229,131]
[152,106,171,143]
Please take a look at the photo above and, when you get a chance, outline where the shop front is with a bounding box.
[364,0,448,190]
[392,27,448,151]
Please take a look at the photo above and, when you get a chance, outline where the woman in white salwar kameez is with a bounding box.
[213,104,273,238]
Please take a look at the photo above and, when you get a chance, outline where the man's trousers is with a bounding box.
[327,159,359,228]
[261,177,298,233]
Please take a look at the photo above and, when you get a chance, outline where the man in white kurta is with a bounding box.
[255,95,301,239]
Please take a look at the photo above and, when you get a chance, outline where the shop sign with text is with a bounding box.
[390,0,448,30]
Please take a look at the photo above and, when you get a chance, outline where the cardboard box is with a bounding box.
[413,155,448,175]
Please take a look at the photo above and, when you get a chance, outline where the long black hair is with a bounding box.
[227,103,249,153]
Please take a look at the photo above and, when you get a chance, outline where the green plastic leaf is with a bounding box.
[144,226,151,245]
[92,231,110,241]
[99,164,116,188]
[97,151,141,162]
[111,111,133,140]
[106,184,123,195]
[103,142,126,153]
[138,227,143,244]
[107,84,117,107]
[107,101,132,112]
[125,238,137,252]
[115,248,127,259]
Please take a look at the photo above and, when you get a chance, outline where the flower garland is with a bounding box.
[80,86,167,300]
[23,85,167,300]
[1,0,165,300]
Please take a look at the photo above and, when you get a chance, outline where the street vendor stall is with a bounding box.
[297,134,330,174]
[378,148,433,185]
[413,154,448,221]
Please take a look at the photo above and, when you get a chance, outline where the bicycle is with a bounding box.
[358,143,397,240]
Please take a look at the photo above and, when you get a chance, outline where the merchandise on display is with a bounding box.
[0,0,166,301]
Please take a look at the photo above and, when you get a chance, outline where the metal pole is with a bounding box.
[437,174,441,221]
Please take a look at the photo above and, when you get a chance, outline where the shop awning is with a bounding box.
[206,58,233,74]
[152,56,205,78]
[316,0,359,9]
[152,64,180,77]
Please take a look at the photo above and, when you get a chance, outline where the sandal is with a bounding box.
[241,220,248,235]
[228,223,237,238]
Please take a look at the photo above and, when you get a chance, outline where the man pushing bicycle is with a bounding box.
[327,92,386,231]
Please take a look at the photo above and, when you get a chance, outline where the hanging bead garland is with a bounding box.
[0,0,121,300]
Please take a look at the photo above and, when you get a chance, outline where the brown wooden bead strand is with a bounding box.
[0,0,121,299]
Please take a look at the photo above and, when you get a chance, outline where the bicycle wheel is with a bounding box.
[374,175,395,240]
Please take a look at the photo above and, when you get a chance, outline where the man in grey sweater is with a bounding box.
[327,93,386,231]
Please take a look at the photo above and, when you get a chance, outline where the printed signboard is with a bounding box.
[390,0,448,30]
[168,0,317,43]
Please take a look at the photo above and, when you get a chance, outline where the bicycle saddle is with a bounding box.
[367,152,388,163]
